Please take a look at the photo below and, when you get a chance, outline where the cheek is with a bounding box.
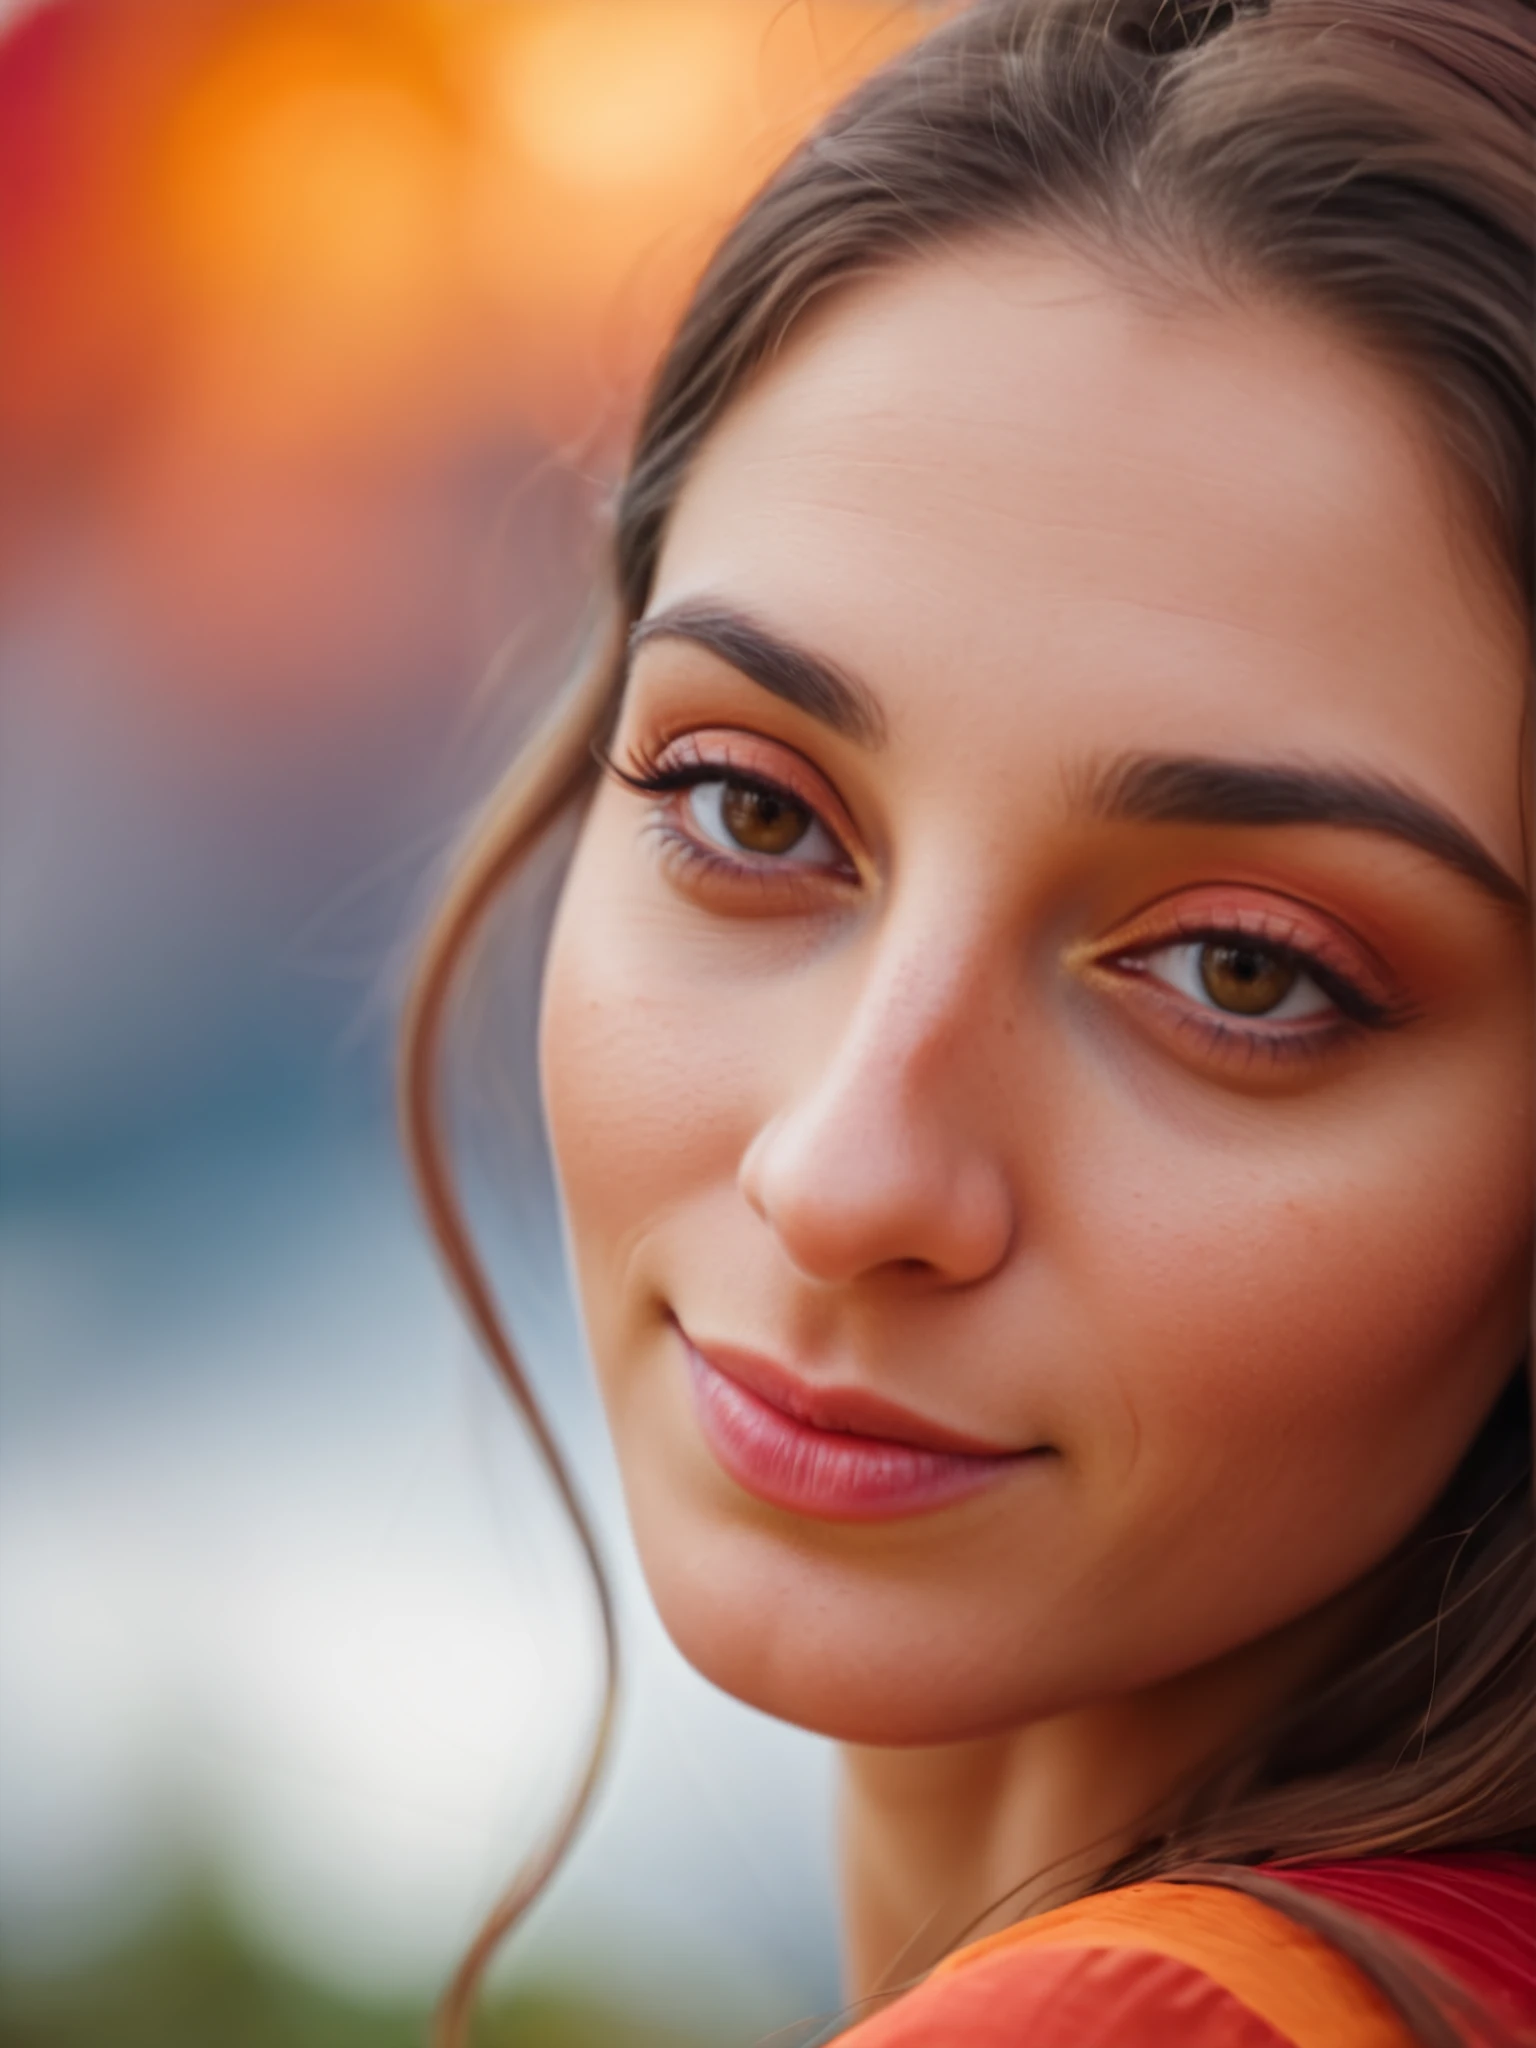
[1058,1054,1532,1611]
[538,811,756,1333]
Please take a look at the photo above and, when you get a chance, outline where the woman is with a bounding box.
[403,1,1536,2042]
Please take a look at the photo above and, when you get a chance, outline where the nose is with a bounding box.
[737,928,1017,1288]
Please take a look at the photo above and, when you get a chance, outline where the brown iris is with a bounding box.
[1198,941,1297,1015]
[719,780,810,855]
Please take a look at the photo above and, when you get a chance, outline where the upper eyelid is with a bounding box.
[1128,923,1346,974]
[1118,924,1364,988]
[648,725,833,783]
[625,729,859,834]
[1079,889,1418,1026]
[1097,891,1395,983]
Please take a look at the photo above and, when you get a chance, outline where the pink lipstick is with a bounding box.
[681,1333,1039,1522]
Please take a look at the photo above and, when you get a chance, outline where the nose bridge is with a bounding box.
[740,885,1016,1286]
[831,892,992,1115]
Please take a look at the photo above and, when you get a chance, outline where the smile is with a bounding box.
[679,1331,1045,1522]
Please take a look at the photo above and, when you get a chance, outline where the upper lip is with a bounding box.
[681,1329,1025,1459]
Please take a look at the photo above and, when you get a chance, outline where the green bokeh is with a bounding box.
[0,1897,725,2048]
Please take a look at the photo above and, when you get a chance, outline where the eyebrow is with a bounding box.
[1086,752,1527,908]
[628,601,887,748]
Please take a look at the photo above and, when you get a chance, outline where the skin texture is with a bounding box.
[538,242,1533,1991]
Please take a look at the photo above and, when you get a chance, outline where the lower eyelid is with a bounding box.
[650,819,847,899]
[1124,968,1361,1055]
[1179,1011,1355,1070]
[1093,954,1384,1061]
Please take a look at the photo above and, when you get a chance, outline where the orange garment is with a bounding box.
[835,1859,1536,2047]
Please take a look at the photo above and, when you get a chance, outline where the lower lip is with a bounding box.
[683,1341,1032,1522]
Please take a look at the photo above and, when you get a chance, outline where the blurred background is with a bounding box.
[0,3,931,2040]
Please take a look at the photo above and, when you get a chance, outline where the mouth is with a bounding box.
[678,1328,1046,1523]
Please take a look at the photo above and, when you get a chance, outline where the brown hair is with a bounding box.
[401,3,1536,2042]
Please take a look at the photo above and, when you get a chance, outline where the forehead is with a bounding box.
[650,240,1527,870]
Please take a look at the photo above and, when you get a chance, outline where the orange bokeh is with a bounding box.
[0,0,935,722]
[2,0,932,460]
[151,7,465,444]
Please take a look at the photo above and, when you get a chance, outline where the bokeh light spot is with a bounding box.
[154,13,459,423]
[500,1,747,192]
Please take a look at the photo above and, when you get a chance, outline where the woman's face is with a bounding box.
[540,242,1532,1745]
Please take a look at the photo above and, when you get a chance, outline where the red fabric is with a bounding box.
[833,1858,1536,2047]
[839,1941,1297,2047]
[1271,1855,1536,2031]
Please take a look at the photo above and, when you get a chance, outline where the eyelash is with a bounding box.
[601,742,856,880]
[1114,926,1392,1029]
[603,741,1408,1061]
[1107,934,1399,1073]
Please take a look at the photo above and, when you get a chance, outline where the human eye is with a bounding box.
[1086,891,1410,1071]
[681,773,841,865]
[602,730,856,892]
[1137,934,1343,1024]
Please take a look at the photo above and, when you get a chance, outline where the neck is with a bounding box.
[836,1605,1354,1998]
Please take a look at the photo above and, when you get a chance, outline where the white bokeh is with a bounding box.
[0,1131,840,2026]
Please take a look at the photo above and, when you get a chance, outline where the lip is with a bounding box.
[680,1332,1043,1523]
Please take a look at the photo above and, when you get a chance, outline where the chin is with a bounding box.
[657,1587,961,1743]
[631,1513,1068,1747]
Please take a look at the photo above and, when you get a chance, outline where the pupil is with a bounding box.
[1198,941,1295,1016]
[721,781,809,855]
